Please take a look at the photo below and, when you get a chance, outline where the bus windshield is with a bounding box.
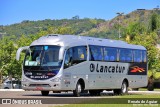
[24,45,61,67]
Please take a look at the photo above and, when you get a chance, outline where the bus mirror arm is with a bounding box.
[59,47,65,61]
[16,46,29,61]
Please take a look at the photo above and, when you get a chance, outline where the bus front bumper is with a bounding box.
[22,81,62,91]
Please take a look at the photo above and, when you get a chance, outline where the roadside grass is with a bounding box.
[119,94,160,98]
[139,88,160,91]
[148,71,160,79]
[53,94,160,107]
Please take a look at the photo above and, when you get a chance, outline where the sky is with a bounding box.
[0,0,159,25]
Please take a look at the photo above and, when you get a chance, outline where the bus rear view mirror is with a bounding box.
[59,47,65,61]
[16,46,29,61]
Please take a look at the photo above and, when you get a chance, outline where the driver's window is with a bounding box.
[64,48,73,69]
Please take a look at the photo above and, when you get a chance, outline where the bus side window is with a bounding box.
[97,46,103,61]
[126,49,133,62]
[109,48,117,61]
[119,49,125,62]
[142,51,147,62]
[134,50,142,62]
[104,47,117,61]
[77,46,87,61]
[119,49,133,62]
[89,46,98,61]
[64,48,73,69]
[104,48,109,61]
[72,46,87,64]
[89,46,103,61]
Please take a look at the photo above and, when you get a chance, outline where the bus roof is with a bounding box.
[30,34,146,50]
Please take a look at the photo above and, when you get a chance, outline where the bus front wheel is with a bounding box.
[73,82,82,97]
[41,91,49,96]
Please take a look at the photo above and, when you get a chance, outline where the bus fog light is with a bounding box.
[53,84,59,87]
[22,78,29,82]
[22,84,27,87]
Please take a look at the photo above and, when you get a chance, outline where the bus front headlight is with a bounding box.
[50,77,61,82]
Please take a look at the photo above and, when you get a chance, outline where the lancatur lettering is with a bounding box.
[90,63,125,73]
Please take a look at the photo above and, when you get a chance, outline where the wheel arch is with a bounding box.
[77,78,85,90]
[4,87,9,89]
[123,78,129,87]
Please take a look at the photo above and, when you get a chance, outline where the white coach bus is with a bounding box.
[16,34,148,96]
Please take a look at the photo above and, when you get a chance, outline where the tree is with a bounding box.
[46,26,75,35]
[148,12,160,32]
[0,36,19,79]
[124,22,147,41]
[130,32,160,70]
[72,15,79,20]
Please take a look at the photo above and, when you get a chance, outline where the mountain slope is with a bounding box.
[0,9,159,39]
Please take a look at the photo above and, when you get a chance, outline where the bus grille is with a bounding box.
[29,84,51,87]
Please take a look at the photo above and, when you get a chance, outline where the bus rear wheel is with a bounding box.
[121,81,128,94]
[89,90,96,96]
[132,88,139,91]
[73,82,82,97]
[114,81,128,95]
[41,91,49,96]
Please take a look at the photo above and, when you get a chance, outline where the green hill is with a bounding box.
[81,9,160,39]
[0,9,160,79]
[0,18,105,38]
[0,9,160,39]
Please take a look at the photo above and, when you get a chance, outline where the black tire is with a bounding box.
[96,90,101,96]
[4,87,9,89]
[89,90,96,96]
[53,91,61,93]
[147,84,154,91]
[89,90,97,96]
[89,90,101,96]
[41,91,49,96]
[121,81,128,94]
[73,82,82,97]
[113,89,120,95]
[132,88,139,91]
[114,81,128,95]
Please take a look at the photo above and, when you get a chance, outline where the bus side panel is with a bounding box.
[62,61,148,90]
[62,61,90,90]
[127,62,148,88]
[127,75,148,88]
[62,61,130,90]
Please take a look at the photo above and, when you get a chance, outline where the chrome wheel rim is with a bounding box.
[122,83,127,93]
[77,84,82,93]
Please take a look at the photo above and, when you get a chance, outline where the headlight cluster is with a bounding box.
[50,77,61,82]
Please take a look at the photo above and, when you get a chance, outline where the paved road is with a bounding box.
[0,91,160,107]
